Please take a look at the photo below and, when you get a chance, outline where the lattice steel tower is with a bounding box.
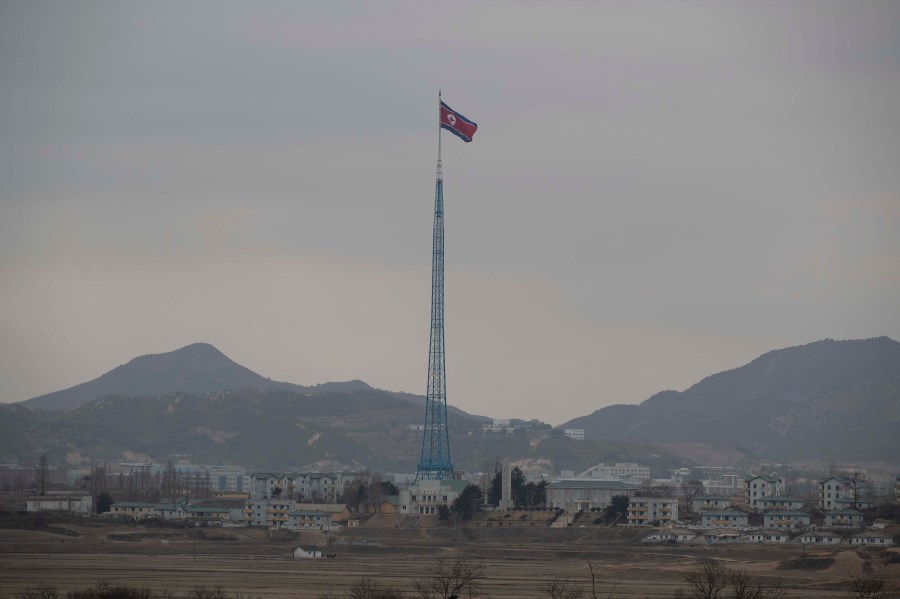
[416,97,453,481]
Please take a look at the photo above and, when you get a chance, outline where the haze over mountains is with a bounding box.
[2,337,898,469]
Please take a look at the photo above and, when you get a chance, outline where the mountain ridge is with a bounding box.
[22,343,371,411]
[561,337,900,461]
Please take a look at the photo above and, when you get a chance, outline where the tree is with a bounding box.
[603,495,630,522]
[511,466,527,507]
[521,481,547,510]
[380,481,399,496]
[415,559,482,599]
[348,578,404,599]
[539,579,582,599]
[848,573,898,599]
[96,491,113,514]
[681,480,704,514]
[679,560,785,599]
[487,469,502,507]
[450,484,483,519]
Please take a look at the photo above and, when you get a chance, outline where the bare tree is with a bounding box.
[415,559,482,599]
[680,561,787,599]
[848,573,898,599]
[348,578,404,599]
[682,560,730,599]
[539,578,583,599]
[585,563,618,599]
[681,480,705,514]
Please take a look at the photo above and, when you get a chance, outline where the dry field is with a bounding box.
[0,522,897,598]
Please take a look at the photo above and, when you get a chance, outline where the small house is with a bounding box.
[825,509,864,529]
[763,510,810,530]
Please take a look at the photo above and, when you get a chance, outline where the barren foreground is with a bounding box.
[0,523,897,598]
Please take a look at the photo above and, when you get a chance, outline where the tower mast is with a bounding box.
[416,91,453,481]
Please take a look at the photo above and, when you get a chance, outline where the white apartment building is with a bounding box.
[745,475,783,510]
[583,463,650,482]
[819,476,855,511]
[547,480,640,511]
[398,479,470,515]
[627,497,678,525]
[244,498,296,528]
[564,429,585,441]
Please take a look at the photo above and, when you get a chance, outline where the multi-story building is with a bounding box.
[582,463,650,483]
[745,475,783,510]
[701,509,748,529]
[546,480,639,511]
[398,479,471,515]
[563,429,585,441]
[250,471,356,502]
[207,466,250,494]
[243,498,295,529]
[818,476,871,510]
[627,497,678,526]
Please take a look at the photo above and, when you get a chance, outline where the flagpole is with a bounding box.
[437,90,442,181]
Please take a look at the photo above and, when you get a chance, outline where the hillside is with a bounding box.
[561,337,900,462]
[0,389,687,474]
[22,343,369,411]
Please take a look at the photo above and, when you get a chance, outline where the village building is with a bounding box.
[798,531,844,545]
[109,501,156,517]
[832,497,875,510]
[627,497,678,526]
[642,528,698,544]
[819,476,858,511]
[849,531,894,547]
[399,479,470,515]
[825,509,864,529]
[580,463,650,482]
[747,530,790,544]
[293,546,323,559]
[701,509,749,529]
[703,530,742,544]
[287,509,332,530]
[299,503,352,523]
[563,428,585,441]
[26,495,93,515]
[243,498,295,528]
[755,496,804,511]
[745,475,784,510]
[691,494,730,513]
[546,480,639,511]
[763,510,810,529]
[153,498,189,519]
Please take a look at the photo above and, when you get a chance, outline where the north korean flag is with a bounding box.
[440,101,478,143]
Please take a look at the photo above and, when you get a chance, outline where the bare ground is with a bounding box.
[0,523,897,598]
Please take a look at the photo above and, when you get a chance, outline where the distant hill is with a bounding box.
[0,388,686,474]
[560,337,900,462]
[22,343,370,411]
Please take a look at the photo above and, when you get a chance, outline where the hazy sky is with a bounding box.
[2,1,898,424]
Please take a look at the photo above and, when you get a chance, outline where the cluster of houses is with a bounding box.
[23,461,897,546]
[640,474,894,547]
[95,471,474,530]
[643,527,894,547]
